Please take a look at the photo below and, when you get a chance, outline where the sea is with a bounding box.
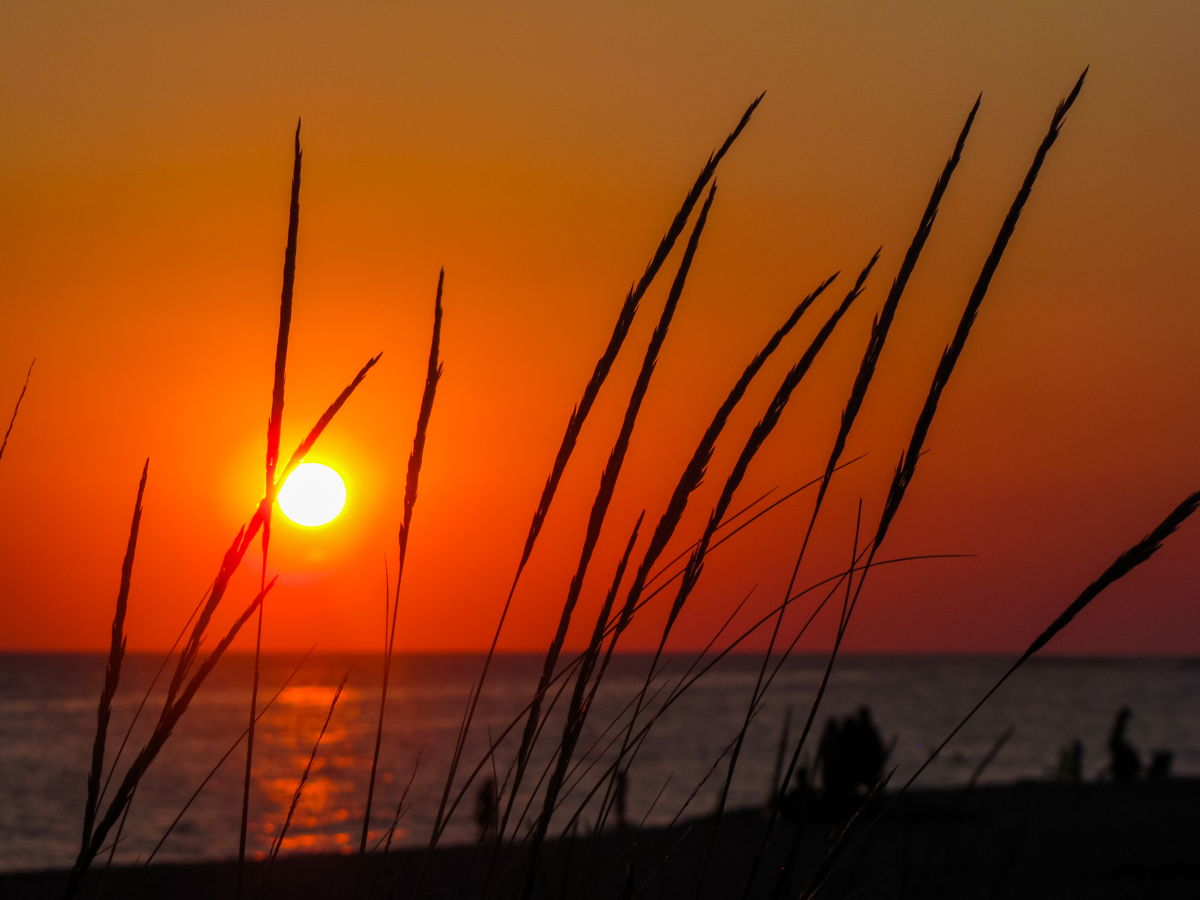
[1,652,1197,872]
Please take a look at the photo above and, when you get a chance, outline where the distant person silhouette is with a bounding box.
[846,706,886,792]
[614,770,630,830]
[815,717,854,817]
[1057,739,1083,783]
[1107,707,1140,782]
[475,776,499,839]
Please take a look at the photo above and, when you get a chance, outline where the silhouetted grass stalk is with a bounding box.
[966,725,1015,789]
[144,649,314,866]
[563,258,869,856]
[718,94,982,849]
[594,261,863,835]
[508,184,719,899]
[431,95,764,862]
[360,270,444,858]
[803,488,1199,899]
[64,350,379,898]
[239,120,303,898]
[80,460,148,852]
[546,552,956,852]
[746,70,1089,899]
[0,358,34,463]
[98,585,209,807]
[427,464,864,845]
[257,670,348,899]
[164,352,380,714]
[63,578,277,900]
[509,511,643,864]
[580,261,852,733]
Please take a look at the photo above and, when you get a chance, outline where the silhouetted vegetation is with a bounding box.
[7,69,1196,900]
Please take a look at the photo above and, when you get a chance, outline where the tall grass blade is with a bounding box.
[738,97,982,814]
[750,72,1090,898]
[805,96,980,548]
[0,358,34,463]
[259,670,349,897]
[666,265,850,639]
[98,586,208,807]
[361,270,444,856]
[966,725,1015,788]
[874,70,1085,549]
[805,488,1198,898]
[508,184,720,860]
[520,511,644,890]
[594,263,854,833]
[166,353,379,710]
[64,579,277,900]
[433,94,764,854]
[642,487,776,590]
[610,259,840,647]
[144,649,313,866]
[574,262,864,844]
[81,460,148,850]
[241,119,303,892]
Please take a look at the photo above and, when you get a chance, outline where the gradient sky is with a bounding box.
[1,1,1197,655]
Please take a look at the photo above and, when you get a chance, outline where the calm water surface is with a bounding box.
[1,652,1196,871]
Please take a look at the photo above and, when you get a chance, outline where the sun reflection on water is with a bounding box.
[253,682,361,856]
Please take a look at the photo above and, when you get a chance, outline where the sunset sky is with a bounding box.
[1,1,1196,655]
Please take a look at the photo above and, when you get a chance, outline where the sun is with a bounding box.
[276,462,347,527]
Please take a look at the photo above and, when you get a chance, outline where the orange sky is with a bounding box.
[1,1,1197,655]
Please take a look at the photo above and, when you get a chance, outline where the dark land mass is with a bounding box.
[5,779,1198,899]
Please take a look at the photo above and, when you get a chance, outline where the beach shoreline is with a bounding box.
[5,779,1197,899]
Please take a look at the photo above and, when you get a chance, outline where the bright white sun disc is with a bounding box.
[277,462,346,527]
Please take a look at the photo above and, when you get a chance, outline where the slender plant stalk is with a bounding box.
[966,726,1015,789]
[357,552,391,900]
[529,259,856,872]
[877,71,1086,550]
[98,585,208,807]
[379,747,424,853]
[394,462,876,897]
[81,460,148,851]
[564,548,958,855]
[585,261,845,714]
[664,264,852,639]
[430,94,764,857]
[804,488,1199,899]
[593,260,858,836]
[442,547,951,900]
[367,749,425,900]
[240,120,303,897]
[519,511,644,887]
[483,184,722,898]
[508,185,719,887]
[611,263,836,642]
[0,358,34,462]
[533,589,755,887]
[63,579,277,900]
[428,463,858,844]
[536,550,953,878]
[360,271,443,861]
[258,670,349,900]
[144,649,314,866]
[760,500,864,900]
[166,351,379,712]
[747,70,1090,899]
[65,349,378,899]
[615,462,863,637]
[642,487,776,590]
[716,94,983,851]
